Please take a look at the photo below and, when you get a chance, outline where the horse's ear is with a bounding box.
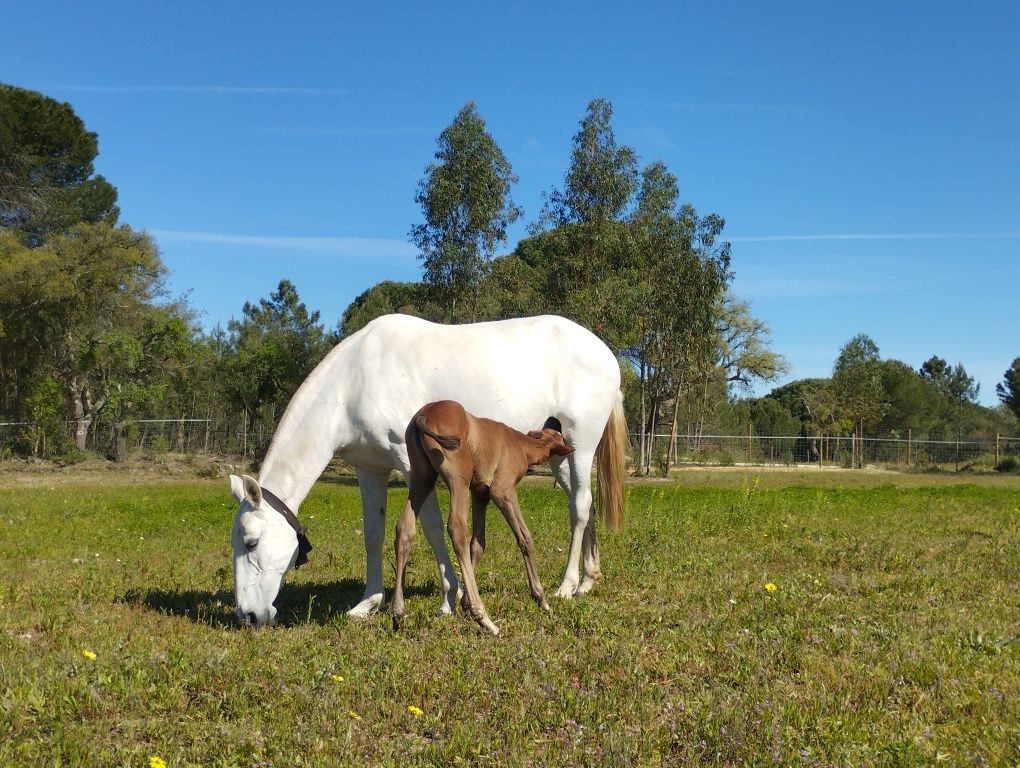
[230,474,263,506]
[229,474,245,503]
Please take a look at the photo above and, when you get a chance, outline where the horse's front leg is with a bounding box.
[349,467,389,618]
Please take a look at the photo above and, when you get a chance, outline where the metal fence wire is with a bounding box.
[2,418,1019,470]
[638,432,1020,470]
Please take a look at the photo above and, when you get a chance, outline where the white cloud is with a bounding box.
[38,84,354,96]
[150,230,416,259]
[729,232,1020,243]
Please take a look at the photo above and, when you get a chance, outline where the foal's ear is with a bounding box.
[551,440,575,457]
[229,474,263,506]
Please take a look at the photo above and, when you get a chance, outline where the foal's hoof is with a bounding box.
[480,618,501,636]
[392,613,403,631]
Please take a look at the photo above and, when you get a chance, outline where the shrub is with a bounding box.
[994,456,1019,473]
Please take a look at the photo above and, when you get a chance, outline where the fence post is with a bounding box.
[747,424,752,464]
[996,433,1000,466]
[907,428,912,467]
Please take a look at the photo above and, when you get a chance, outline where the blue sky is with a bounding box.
[4,2,1018,405]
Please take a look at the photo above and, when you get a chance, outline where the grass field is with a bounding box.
[1,467,1018,766]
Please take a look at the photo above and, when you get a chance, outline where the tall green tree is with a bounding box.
[997,357,1020,420]
[0,85,119,241]
[626,161,732,473]
[537,97,638,228]
[410,101,521,323]
[832,334,886,468]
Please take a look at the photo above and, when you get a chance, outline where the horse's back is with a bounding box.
[336,314,619,468]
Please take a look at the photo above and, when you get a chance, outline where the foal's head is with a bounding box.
[527,427,575,458]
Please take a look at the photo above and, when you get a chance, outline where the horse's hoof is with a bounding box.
[574,577,596,596]
[348,593,384,618]
[553,584,577,599]
[392,614,403,631]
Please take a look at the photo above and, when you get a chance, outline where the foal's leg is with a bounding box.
[491,487,549,611]
[462,489,489,612]
[470,489,489,569]
[446,481,499,635]
[405,435,462,616]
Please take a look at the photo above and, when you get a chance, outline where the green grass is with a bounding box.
[1,471,1018,766]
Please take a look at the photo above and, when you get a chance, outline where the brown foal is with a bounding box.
[392,399,574,635]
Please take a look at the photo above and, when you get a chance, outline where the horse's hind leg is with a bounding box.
[391,498,417,630]
[577,513,601,595]
[553,451,594,598]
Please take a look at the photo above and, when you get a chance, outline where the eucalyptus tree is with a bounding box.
[410,101,521,323]
[523,98,641,349]
[537,97,639,228]
[626,161,731,473]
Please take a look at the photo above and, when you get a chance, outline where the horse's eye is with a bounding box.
[244,539,259,552]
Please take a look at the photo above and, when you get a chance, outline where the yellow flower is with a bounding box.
[149,757,167,768]
[763,582,778,593]
[347,710,362,722]
[330,674,344,683]
[82,649,97,661]
[407,705,424,717]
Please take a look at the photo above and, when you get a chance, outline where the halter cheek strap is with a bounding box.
[260,486,313,568]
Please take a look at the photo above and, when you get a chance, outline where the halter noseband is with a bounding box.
[260,486,313,568]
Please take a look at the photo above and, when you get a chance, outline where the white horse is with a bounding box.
[229,314,626,626]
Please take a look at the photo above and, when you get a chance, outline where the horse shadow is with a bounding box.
[120,578,439,628]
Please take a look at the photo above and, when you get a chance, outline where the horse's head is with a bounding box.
[229,474,299,626]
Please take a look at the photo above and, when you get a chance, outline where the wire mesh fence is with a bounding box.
[2,417,1019,472]
[639,432,1020,471]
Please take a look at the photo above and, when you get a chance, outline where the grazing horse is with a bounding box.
[229,314,625,626]
[393,400,575,635]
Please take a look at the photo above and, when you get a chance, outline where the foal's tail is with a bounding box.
[415,416,462,451]
[595,392,626,532]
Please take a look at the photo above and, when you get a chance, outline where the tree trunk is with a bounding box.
[115,420,128,462]
[69,377,90,452]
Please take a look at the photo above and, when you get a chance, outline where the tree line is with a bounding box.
[1,84,1018,467]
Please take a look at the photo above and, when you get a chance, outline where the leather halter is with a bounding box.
[260,486,313,568]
